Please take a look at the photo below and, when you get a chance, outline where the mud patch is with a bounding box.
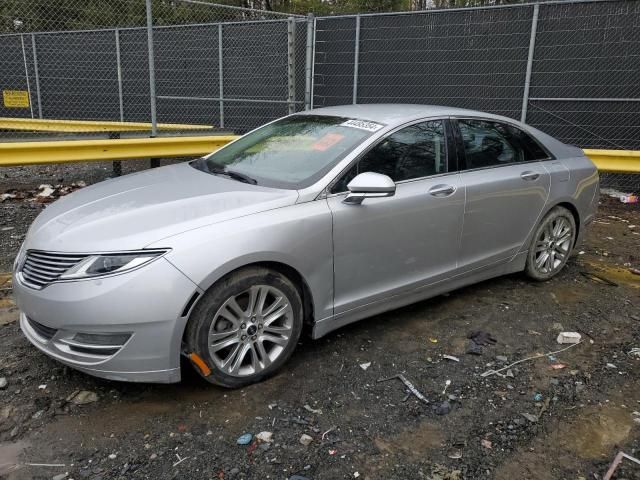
[374,421,445,460]
[0,440,28,477]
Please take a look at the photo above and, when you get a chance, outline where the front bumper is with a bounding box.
[14,257,198,383]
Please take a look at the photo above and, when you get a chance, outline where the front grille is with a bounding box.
[27,317,58,340]
[20,250,88,289]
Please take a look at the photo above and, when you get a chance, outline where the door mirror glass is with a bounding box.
[343,172,396,205]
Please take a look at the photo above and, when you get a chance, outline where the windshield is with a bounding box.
[193,115,383,189]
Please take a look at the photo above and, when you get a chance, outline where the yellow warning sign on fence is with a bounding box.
[3,90,30,108]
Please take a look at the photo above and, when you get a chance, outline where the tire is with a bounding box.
[525,206,576,281]
[184,266,303,388]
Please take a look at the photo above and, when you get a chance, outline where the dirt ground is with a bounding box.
[0,186,639,480]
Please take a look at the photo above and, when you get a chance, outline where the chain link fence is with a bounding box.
[0,0,638,191]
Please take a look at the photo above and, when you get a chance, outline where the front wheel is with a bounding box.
[184,267,303,388]
[525,206,576,281]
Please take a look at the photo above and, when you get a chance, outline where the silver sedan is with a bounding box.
[13,105,599,387]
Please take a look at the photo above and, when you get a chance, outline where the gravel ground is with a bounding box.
[0,189,639,480]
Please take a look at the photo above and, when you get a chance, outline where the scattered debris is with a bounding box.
[480,439,492,449]
[466,330,497,355]
[580,271,618,286]
[442,354,460,362]
[378,374,429,404]
[303,404,322,415]
[172,453,189,467]
[620,194,639,204]
[603,451,640,480]
[255,431,273,443]
[0,377,7,389]
[630,267,640,275]
[606,363,617,369]
[359,362,371,371]
[495,355,508,363]
[521,413,538,423]
[550,363,567,370]
[442,379,452,395]
[321,426,336,440]
[66,390,98,405]
[38,384,47,390]
[556,332,581,344]
[429,337,438,344]
[481,342,582,378]
[628,348,640,357]
[435,401,451,416]
[447,447,463,459]
[108,453,117,460]
[299,434,313,446]
[533,393,543,402]
[236,433,253,445]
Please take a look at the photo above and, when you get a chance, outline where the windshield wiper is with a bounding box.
[211,167,258,185]
[194,160,257,185]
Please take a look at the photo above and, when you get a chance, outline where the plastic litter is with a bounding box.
[236,433,253,445]
[557,332,581,344]
[481,342,581,377]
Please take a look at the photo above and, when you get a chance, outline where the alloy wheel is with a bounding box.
[532,216,573,275]
[207,285,294,377]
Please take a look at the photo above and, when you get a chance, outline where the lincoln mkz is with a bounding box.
[13,105,599,387]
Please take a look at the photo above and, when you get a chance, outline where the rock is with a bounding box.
[495,355,508,363]
[108,453,117,460]
[255,431,273,443]
[32,409,45,420]
[506,369,514,378]
[521,413,538,423]
[149,453,157,460]
[435,401,451,416]
[0,377,7,389]
[551,322,564,331]
[10,426,19,438]
[67,390,99,405]
[236,433,253,445]
[299,434,313,446]
[229,467,240,476]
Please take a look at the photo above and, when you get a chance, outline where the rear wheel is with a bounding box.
[525,206,576,281]
[185,267,303,388]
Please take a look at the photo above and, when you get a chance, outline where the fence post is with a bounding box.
[20,35,34,119]
[304,13,314,111]
[114,28,124,176]
[352,14,361,105]
[145,0,159,168]
[218,23,224,129]
[30,34,43,119]
[521,3,539,123]
[287,17,296,115]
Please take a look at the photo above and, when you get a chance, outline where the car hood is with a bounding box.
[25,162,299,252]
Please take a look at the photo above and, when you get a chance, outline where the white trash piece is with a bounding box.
[556,332,582,344]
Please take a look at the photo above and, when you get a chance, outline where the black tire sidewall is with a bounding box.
[525,206,576,281]
[185,267,303,388]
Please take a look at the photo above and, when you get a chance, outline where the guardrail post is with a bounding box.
[352,14,361,105]
[304,13,314,111]
[114,28,124,177]
[218,23,225,129]
[145,0,159,168]
[30,34,43,119]
[287,17,296,115]
[20,34,34,119]
[521,3,539,123]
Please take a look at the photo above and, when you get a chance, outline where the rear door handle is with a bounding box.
[521,171,540,181]
[428,184,456,197]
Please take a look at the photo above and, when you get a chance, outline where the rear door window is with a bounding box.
[457,119,549,170]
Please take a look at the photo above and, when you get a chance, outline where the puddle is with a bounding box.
[559,405,634,459]
[583,262,640,289]
[0,441,28,477]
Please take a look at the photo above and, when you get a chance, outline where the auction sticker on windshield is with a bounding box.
[340,119,384,132]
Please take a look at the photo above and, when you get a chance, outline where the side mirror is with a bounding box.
[343,172,396,205]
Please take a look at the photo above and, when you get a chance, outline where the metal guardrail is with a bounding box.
[583,149,640,174]
[0,135,239,166]
[0,117,213,133]
[0,137,637,174]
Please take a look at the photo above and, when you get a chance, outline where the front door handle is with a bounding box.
[428,184,456,197]
[521,171,540,181]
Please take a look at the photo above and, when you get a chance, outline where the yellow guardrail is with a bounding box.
[0,117,213,133]
[0,136,637,173]
[0,136,239,166]
[582,149,640,174]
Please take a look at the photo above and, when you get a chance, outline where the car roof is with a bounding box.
[297,103,514,127]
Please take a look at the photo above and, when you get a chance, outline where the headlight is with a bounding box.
[13,242,26,272]
[59,249,169,280]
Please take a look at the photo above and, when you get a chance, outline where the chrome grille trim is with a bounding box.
[20,250,88,289]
